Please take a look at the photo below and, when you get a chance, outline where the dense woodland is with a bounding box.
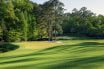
[0,0,104,42]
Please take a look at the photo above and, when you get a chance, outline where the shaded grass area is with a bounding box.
[0,43,19,53]
[57,36,104,40]
[0,40,104,69]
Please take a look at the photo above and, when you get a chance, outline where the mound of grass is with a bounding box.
[0,43,19,53]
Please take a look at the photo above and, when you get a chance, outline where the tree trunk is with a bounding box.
[48,21,53,41]
[54,30,57,41]
[2,19,7,42]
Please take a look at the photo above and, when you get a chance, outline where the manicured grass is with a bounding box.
[0,40,104,69]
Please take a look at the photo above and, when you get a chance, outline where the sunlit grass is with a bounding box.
[17,41,61,49]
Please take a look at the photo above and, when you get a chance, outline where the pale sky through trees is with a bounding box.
[31,0,104,15]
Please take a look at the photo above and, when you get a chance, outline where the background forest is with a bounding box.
[0,0,104,42]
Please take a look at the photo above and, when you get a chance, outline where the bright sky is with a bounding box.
[30,0,104,15]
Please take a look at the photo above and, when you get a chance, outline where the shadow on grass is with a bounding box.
[0,43,19,53]
[77,42,104,46]
[43,56,104,69]
[39,42,104,69]
[57,35,104,41]
[15,42,104,58]
[41,42,104,52]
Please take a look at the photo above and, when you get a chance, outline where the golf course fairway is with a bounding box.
[0,40,104,69]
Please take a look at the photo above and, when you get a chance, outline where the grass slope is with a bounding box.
[0,40,104,69]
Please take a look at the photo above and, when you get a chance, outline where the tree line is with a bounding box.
[0,0,104,42]
[0,0,64,42]
[63,7,104,38]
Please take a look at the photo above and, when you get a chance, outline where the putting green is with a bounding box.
[0,40,104,69]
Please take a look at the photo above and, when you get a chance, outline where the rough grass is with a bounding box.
[0,40,104,69]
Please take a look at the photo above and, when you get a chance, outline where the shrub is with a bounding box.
[7,30,22,42]
[0,43,19,53]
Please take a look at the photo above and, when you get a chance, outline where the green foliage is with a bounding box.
[7,30,22,42]
[63,7,104,38]
[41,0,64,41]
[0,0,37,42]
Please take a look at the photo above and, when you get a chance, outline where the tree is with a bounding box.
[0,0,6,41]
[42,0,64,41]
[13,0,34,41]
[0,0,17,41]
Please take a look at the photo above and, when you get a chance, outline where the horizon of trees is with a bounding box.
[0,0,104,42]
[63,7,104,38]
